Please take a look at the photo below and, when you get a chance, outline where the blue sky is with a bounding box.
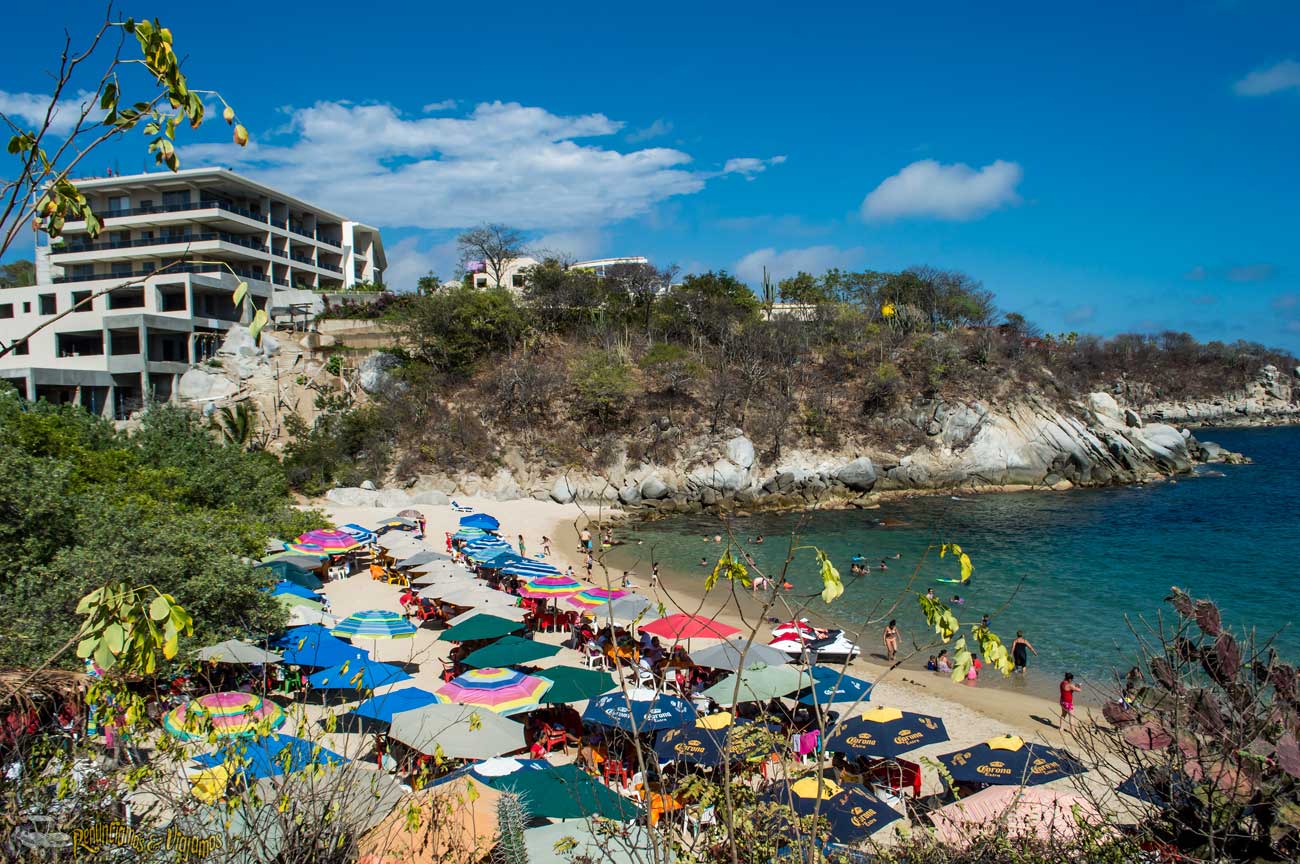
[4,1,1300,350]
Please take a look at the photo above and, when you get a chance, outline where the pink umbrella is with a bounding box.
[517,575,583,599]
[436,667,552,716]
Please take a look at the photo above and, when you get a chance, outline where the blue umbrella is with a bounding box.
[465,544,513,563]
[583,690,696,732]
[826,707,948,759]
[500,561,561,577]
[654,721,785,767]
[477,551,530,569]
[193,733,346,782]
[268,581,321,602]
[459,513,501,531]
[350,687,443,724]
[936,735,1087,786]
[339,523,378,544]
[309,657,411,691]
[799,666,873,706]
[765,780,902,843]
[272,626,368,668]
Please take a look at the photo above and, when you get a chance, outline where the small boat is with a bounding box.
[769,619,862,664]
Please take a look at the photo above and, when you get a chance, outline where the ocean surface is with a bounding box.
[609,426,1300,693]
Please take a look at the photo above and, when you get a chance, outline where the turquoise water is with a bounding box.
[613,426,1300,690]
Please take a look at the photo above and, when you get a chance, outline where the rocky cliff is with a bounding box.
[1137,364,1300,427]
[320,390,1249,514]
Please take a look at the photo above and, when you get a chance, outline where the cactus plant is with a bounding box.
[492,791,530,864]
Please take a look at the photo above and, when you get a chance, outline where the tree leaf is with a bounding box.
[149,594,170,621]
[76,637,99,659]
[232,281,248,307]
[249,308,268,344]
[104,623,125,655]
[94,639,116,672]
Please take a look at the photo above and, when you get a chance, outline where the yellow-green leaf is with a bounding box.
[104,623,125,655]
[817,550,844,604]
[232,281,248,307]
[149,595,170,621]
[959,553,973,583]
[249,308,268,344]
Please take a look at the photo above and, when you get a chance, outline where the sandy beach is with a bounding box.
[310,494,1122,803]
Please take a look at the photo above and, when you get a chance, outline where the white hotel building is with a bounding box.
[0,168,384,418]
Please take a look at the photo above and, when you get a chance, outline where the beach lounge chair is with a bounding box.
[450,500,474,513]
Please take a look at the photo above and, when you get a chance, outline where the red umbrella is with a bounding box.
[640,614,740,641]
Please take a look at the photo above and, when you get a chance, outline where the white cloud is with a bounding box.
[722,155,788,180]
[1234,59,1300,96]
[186,100,744,230]
[627,118,673,143]
[531,228,607,262]
[861,159,1023,221]
[733,245,865,284]
[421,99,457,112]
[381,235,460,291]
[0,89,97,136]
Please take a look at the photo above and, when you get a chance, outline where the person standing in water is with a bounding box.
[518,534,526,557]
[883,620,899,663]
[1059,673,1082,731]
[1011,631,1038,674]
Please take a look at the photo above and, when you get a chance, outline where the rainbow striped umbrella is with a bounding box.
[163,692,285,741]
[436,667,552,716]
[289,529,362,555]
[566,587,628,609]
[332,609,418,640]
[518,574,584,599]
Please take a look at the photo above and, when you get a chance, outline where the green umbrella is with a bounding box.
[275,593,323,612]
[702,663,811,705]
[437,613,525,643]
[535,666,616,703]
[462,636,560,669]
[483,763,640,821]
[256,560,322,590]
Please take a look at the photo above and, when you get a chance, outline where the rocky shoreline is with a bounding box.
[1136,364,1300,428]
[322,390,1254,517]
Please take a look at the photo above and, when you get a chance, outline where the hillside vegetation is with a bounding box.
[284,262,1297,493]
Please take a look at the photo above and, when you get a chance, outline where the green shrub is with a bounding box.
[570,349,638,429]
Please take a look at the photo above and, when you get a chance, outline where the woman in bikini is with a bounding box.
[883,620,900,662]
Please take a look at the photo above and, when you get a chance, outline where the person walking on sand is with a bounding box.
[883,620,899,662]
[1012,631,1037,674]
[542,536,552,557]
[650,562,660,589]
[1059,672,1081,731]
[518,534,526,557]
[584,554,594,578]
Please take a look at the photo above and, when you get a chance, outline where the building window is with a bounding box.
[107,195,130,213]
[12,340,29,355]
[0,303,12,319]
[475,277,488,288]
[161,190,190,209]
[511,274,526,288]
[21,302,31,314]
[39,294,56,315]
[72,290,92,311]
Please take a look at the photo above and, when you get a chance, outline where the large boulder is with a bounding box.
[832,457,878,492]
[358,352,403,394]
[376,488,413,509]
[726,435,756,470]
[688,459,748,493]
[176,367,238,402]
[639,474,671,500]
[618,485,642,505]
[549,476,577,504]
[324,487,381,507]
[1086,392,1122,420]
[407,489,450,506]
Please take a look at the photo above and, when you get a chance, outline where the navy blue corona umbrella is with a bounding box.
[825,706,948,759]
[583,688,696,732]
[937,735,1087,786]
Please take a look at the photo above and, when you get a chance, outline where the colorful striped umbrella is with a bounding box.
[451,527,486,541]
[566,587,628,609]
[163,692,285,741]
[339,523,378,544]
[332,609,418,640]
[500,561,561,578]
[518,574,584,599]
[292,529,362,554]
[436,667,552,716]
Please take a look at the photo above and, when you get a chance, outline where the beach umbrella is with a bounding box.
[293,529,362,554]
[196,639,282,665]
[929,786,1111,846]
[432,590,521,617]
[583,688,696,732]
[499,561,562,578]
[765,779,901,843]
[262,550,328,568]
[601,593,656,625]
[350,687,444,725]
[275,593,322,612]
[438,613,525,643]
[440,585,512,608]
[397,508,425,519]
[447,604,527,626]
[193,734,346,783]
[655,720,786,767]
[565,587,627,610]
[484,763,640,821]
[451,527,486,541]
[339,523,378,544]
[332,609,418,640]
[477,550,529,569]
[396,550,450,569]
[462,635,560,669]
[459,513,501,531]
[255,560,322,590]
[308,657,411,691]
[268,580,321,601]
[535,666,616,704]
[688,637,790,671]
[826,706,948,759]
[437,667,552,716]
[517,574,584,599]
[390,703,526,760]
[640,613,740,641]
[798,665,873,706]
[464,544,513,563]
[411,566,471,586]
[702,663,810,705]
[936,735,1087,786]
[272,625,368,668]
[163,692,285,741]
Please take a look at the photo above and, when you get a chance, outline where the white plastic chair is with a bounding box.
[582,643,611,670]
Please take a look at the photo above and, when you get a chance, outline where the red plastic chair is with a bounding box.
[603,759,629,788]
[539,723,570,754]
[865,758,922,797]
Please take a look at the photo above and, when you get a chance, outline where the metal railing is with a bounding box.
[51,263,272,285]
[55,230,268,254]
